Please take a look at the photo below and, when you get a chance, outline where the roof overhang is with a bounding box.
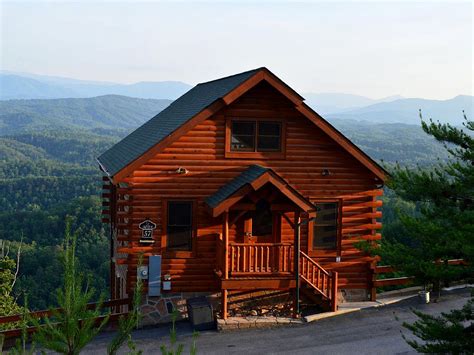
[207,168,316,218]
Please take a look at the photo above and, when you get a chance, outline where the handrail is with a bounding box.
[299,251,338,312]
[299,251,330,276]
[0,298,130,325]
[0,298,130,339]
[230,242,293,246]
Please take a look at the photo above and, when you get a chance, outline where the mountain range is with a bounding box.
[303,93,404,114]
[327,95,472,126]
[0,71,191,100]
[0,94,451,167]
[0,71,472,126]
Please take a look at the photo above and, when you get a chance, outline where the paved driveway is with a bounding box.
[85,288,470,354]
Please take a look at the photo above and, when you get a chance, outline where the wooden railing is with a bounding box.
[299,251,338,312]
[229,243,294,275]
[0,298,130,339]
[373,259,468,288]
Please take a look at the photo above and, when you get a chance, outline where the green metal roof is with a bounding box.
[205,165,269,208]
[97,68,263,177]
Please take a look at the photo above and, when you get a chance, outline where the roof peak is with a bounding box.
[197,67,267,86]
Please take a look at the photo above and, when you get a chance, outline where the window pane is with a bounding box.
[257,136,280,151]
[167,226,192,250]
[258,122,281,136]
[167,201,193,251]
[232,121,255,135]
[313,225,337,249]
[231,135,255,151]
[231,121,255,151]
[168,202,192,226]
[257,122,281,151]
[313,202,338,249]
[315,203,337,224]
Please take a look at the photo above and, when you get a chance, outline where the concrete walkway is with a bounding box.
[84,287,471,354]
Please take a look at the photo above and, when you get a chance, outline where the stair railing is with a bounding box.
[299,251,338,312]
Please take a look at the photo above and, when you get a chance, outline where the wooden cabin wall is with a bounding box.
[115,81,382,295]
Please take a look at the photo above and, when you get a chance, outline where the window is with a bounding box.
[231,121,255,151]
[230,120,282,152]
[252,199,273,237]
[166,201,193,251]
[312,202,339,249]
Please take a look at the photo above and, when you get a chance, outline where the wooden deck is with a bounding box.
[221,276,296,290]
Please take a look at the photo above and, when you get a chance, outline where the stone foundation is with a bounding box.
[339,289,369,302]
[139,292,217,327]
[217,316,304,331]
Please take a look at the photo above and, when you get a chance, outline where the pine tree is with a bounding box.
[379,111,473,293]
[402,293,474,353]
[0,241,23,331]
[32,220,109,355]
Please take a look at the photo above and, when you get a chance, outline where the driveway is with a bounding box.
[85,288,471,354]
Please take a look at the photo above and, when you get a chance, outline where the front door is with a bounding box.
[244,199,279,244]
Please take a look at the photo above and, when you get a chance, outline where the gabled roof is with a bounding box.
[98,67,388,182]
[98,68,263,177]
[206,165,316,217]
[206,165,269,208]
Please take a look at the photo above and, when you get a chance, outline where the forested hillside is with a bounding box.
[0,95,171,135]
[0,129,117,308]
[0,95,459,309]
[331,119,450,166]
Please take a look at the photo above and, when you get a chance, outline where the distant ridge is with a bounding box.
[0,72,191,100]
[0,95,172,135]
[326,95,473,125]
[304,92,404,114]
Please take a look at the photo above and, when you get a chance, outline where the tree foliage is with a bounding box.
[402,294,474,354]
[379,111,473,290]
[107,255,144,355]
[0,241,23,331]
[32,221,109,355]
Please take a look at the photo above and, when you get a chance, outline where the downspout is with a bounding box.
[295,218,300,316]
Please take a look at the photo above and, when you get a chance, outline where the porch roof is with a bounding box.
[205,165,316,217]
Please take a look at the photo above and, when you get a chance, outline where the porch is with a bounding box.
[206,165,338,319]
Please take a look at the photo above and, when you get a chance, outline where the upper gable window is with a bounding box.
[231,121,256,151]
[230,120,282,152]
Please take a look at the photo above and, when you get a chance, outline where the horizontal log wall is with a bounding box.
[114,81,382,294]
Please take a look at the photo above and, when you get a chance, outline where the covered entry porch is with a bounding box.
[206,165,338,318]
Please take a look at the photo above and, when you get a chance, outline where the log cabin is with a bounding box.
[98,67,387,323]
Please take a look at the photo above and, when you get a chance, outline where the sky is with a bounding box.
[0,1,472,99]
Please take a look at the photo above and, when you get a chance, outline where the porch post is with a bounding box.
[293,211,301,318]
[222,289,228,320]
[223,211,229,279]
[222,212,229,320]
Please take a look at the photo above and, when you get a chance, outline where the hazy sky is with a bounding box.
[1,1,472,99]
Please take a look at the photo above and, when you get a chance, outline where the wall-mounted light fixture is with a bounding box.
[322,168,330,176]
[175,167,189,175]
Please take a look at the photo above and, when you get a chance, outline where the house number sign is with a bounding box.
[139,219,156,244]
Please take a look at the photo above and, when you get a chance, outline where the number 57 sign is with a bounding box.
[139,219,156,244]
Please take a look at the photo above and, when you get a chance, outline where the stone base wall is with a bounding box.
[339,289,369,302]
[139,292,217,327]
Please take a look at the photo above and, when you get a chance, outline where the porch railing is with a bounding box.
[229,242,294,275]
